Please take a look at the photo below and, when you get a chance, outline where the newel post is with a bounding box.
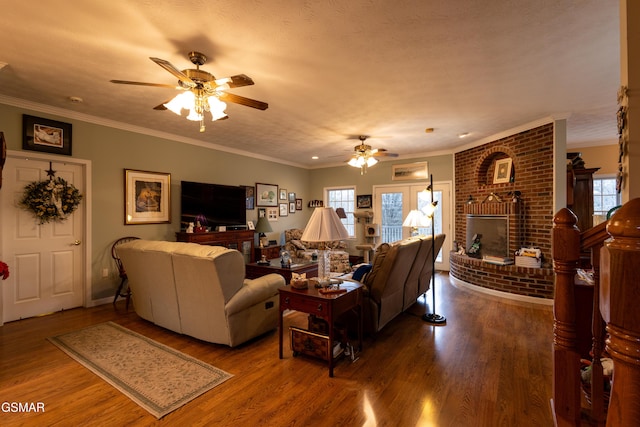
[600,198,640,426]
[552,208,581,426]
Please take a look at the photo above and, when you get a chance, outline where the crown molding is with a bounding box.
[0,95,306,169]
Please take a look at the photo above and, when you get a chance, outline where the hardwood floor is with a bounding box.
[0,272,554,426]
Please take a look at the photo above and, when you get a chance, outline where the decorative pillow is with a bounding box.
[290,239,306,250]
[364,243,390,288]
[352,264,372,281]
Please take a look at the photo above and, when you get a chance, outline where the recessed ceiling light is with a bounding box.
[458,132,470,138]
[312,156,319,160]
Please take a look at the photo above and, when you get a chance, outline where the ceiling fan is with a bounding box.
[110,51,268,132]
[348,135,398,174]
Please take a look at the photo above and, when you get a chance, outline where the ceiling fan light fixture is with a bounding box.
[207,97,227,120]
[164,91,194,115]
[366,157,378,167]
[186,108,203,121]
[348,155,364,167]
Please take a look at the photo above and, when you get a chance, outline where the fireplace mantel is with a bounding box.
[464,201,520,216]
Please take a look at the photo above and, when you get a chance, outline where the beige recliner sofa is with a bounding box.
[117,240,285,347]
[342,234,446,333]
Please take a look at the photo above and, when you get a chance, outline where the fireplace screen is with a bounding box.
[466,215,509,258]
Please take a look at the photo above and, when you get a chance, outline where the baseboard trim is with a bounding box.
[449,275,553,306]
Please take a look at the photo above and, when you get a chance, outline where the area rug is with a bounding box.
[48,321,232,419]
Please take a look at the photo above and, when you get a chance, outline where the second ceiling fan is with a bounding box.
[111,51,268,132]
[348,135,398,174]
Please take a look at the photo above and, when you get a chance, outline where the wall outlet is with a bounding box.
[102,268,109,278]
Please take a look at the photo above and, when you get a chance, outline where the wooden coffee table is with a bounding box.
[279,281,363,377]
[245,259,318,283]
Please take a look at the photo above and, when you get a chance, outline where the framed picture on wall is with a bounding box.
[22,114,73,156]
[279,203,288,217]
[295,198,302,210]
[493,158,513,184]
[267,207,278,221]
[279,188,287,201]
[244,185,255,210]
[357,194,372,209]
[391,161,428,181]
[124,169,171,224]
[289,202,296,213]
[256,183,278,206]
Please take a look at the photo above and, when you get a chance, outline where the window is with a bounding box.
[325,186,355,238]
[593,177,620,218]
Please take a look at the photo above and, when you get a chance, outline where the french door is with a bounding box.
[373,181,451,270]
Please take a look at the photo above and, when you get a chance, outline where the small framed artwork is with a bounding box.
[279,203,288,217]
[124,169,171,224]
[267,207,278,221]
[392,161,429,181]
[247,220,255,230]
[22,114,72,156]
[493,158,513,184]
[288,192,296,202]
[279,188,288,201]
[258,208,266,218]
[289,202,296,213]
[244,185,255,210]
[295,198,303,210]
[357,194,372,209]
[256,183,278,206]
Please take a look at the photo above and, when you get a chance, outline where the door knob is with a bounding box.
[72,240,81,246]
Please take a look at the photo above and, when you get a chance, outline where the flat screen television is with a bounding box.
[181,181,246,230]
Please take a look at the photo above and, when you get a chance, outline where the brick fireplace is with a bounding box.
[451,123,555,299]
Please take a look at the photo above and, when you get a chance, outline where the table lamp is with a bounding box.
[254,216,272,248]
[402,209,429,236]
[301,207,349,283]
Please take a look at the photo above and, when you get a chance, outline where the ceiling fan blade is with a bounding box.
[213,74,254,88]
[110,80,177,88]
[372,151,399,157]
[218,92,268,110]
[149,57,196,87]
[227,74,255,88]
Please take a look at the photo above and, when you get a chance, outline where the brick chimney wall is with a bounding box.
[454,123,554,263]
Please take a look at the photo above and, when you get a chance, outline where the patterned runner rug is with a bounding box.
[48,321,232,419]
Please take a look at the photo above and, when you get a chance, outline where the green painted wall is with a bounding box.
[308,154,453,199]
[1,102,455,302]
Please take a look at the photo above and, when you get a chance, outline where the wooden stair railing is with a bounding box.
[599,198,640,427]
[580,220,609,426]
[552,198,640,427]
[552,207,582,427]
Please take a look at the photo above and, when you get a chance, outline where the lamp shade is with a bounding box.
[301,207,349,242]
[254,216,272,234]
[403,210,430,227]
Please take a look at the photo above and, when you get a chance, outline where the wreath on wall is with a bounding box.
[20,176,83,224]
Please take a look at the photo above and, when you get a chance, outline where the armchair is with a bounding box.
[282,228,351,273]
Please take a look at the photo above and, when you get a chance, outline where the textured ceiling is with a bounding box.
[0,0,620,168]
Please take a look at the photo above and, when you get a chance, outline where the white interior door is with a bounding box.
[373,181,451,270]
[1,157,85,322]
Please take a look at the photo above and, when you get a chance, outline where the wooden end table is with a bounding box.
[279,282,363,377]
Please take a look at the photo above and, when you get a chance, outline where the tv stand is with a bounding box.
[176,230,255,263]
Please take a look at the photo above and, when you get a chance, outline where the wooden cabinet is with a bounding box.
[255,245,281,261]
[567,167,599,232]
[176,230,255,263]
